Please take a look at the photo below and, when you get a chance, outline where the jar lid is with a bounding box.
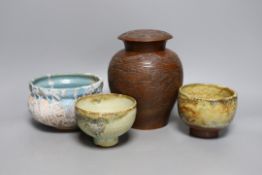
[118,29,173,42]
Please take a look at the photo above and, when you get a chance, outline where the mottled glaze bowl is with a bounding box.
[178,83,237,138]
[76,93,137,147]
[28,73,103,130]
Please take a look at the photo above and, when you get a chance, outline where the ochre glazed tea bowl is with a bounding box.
[178,83,237,138]
[28,73,103,130]
[76,93,137,147]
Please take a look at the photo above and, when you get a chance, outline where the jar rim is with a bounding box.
[118,29,173,42]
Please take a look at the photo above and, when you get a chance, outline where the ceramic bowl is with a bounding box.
[178,83,237,138]
[75,93,137,147]
[28,73,103,130]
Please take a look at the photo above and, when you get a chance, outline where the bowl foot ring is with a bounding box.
[94,137,119,147]
[189,127,219,138]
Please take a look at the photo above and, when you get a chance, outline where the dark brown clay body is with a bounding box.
[108,30,183,130]
[189,126,220,138]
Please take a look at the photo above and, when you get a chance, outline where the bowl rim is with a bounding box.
[29,73,103,91]
[179,83,237,101]
[75,93,137,118]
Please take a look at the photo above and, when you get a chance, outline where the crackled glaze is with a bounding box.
[76,93,136,147]
[28,73,103,130]
[178,83,238,138]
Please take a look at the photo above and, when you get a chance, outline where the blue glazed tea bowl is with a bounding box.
[28,73,103,130]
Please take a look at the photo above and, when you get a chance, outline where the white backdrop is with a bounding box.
[0,0,262,175]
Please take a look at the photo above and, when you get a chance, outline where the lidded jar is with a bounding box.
[108,29,183,130]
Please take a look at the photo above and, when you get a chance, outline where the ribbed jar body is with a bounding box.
[108,29,183,129]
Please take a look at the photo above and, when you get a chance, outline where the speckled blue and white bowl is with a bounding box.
[28,73,103,130]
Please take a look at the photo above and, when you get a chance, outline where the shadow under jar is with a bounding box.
[108,29,183,130]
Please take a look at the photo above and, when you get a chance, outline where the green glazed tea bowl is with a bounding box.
[178,83,237,138]
[76,93,137,147]
[28,73,103,130]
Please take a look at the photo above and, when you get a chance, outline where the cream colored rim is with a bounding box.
[179,83,237,101]
[75,93,137,117]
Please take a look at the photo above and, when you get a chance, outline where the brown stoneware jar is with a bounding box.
[108,29,183,130]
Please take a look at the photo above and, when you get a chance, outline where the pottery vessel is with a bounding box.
[178,83,237,138]
[76,93,137,147]
[108,29,183,130]
[28,73,103,130]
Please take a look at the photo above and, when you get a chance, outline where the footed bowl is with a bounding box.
[178,83,237,138]
[76,93,137,147]
[28,73,103,130]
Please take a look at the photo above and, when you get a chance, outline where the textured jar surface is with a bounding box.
[108,49,183,129]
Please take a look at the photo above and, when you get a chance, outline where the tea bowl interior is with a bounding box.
[179,83,236,101]
[76,94,135,113]
[28,73,103,130]
[178,83,237,138]
[76,93,137,147]
[31,73,101,89]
